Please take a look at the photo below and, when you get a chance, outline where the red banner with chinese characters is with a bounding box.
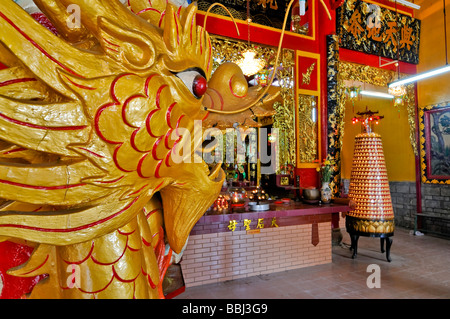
[336,0,420,64]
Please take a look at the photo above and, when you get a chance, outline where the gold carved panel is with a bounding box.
[297,95,319,163]
[210,35,296,172]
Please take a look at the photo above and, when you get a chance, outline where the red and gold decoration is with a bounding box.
[346,110,394,262]
[351,109,384,126]
[336,0,421,64]
[198,0,295,31]
[297,51,319,94]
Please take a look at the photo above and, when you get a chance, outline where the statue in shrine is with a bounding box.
[0,0,278,298]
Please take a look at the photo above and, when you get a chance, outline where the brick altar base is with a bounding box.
[180,221,332,288]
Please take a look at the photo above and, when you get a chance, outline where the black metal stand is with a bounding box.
[346,216,394,262]
[349,232,393,262]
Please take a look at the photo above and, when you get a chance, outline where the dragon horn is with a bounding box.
[58,0,158,38]
[162,4,180,53]
[57,0,162,72]
[32,0,90,43]
[128,0,168,27]
[0,1,116,97]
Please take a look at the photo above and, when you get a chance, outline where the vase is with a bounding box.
[321,182,332,203]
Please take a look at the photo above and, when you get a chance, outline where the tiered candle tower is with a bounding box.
[346,132,395,236]
[345,110,394,261]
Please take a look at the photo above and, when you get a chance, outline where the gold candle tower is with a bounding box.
[346,111,394,262]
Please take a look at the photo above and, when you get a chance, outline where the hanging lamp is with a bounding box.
[345,85,361,110]
[235,0,266,76]
[388,1,407,98]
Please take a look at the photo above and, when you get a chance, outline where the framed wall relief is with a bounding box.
[297,94,319,164]
[419,103,450,184]
[296,50,321,169]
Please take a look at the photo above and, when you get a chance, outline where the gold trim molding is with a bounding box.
[346,216,395,234]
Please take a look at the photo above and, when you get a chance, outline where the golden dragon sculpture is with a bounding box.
[0,0,282,298]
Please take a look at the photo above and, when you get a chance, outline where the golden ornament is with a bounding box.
[0,0,278,298]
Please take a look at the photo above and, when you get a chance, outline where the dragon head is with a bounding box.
[0,0,281,257]
[0,0,271,254]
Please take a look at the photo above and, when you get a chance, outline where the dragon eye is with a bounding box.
[175,69,207,99]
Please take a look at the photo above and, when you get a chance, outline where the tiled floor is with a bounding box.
[175,227,450,299]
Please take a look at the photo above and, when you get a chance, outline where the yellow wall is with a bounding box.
[341,96,416,182]
[416,1,450,106]
[340,1,450,183]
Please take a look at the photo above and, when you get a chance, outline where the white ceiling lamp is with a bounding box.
[389,0,449,88]
[389,64,450,87]
[392,0,421,10]
[360,90,394,99]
